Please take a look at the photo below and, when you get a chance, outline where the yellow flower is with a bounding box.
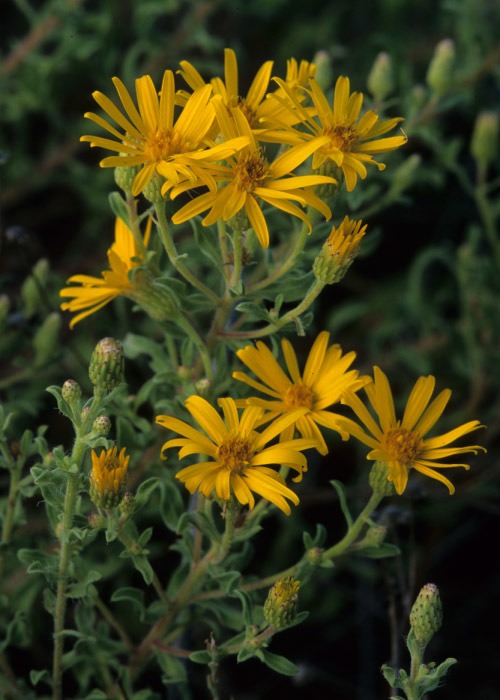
[340,366,485,494]
[233,331,367,455]
[273,75,407,191]
[60,216,151,328]
[89,446,129,509]
[156,395,318,515]
[169,98,334,248]
[81,70,244,196]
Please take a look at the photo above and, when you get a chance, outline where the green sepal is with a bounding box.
[356,543,401,559]
[189,650,212,664]
[111,587,146,621]
[108,191,130,229]
[330,480,353,528]
[257,649,298,676]
[232,589,254,626]
[134,477,159,511]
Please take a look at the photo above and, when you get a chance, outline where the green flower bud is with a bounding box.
[62,379,82,403]
[362,524,388,548]
[470,111,499,171]
[92,415,111,436]
[127,270,178,322]
[426,39,455,96]
[367,52,394,102]
[142,173,164,204]
[21,258,49,319]
[410,583,443,644]
[264,577,300,630]
[407,84,427,118]
[119,492,136,517]
[114,163,140,193]
[34,312,61,366]
[388,154,421,197]
[369,460,395,497]
[88,512,106,529]
[177,365,192,381]
[195,378,211,397]
[312,51,332,91]
[89,338,124,394]
[312,160,340,201]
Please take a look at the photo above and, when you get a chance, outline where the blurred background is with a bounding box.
[1,0,499,698]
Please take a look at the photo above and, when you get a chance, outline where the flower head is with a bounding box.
[313,216,367,284]
[89,446,129,509]
[60,216,150,327]
[169,99,334,248]
[264,576,300,629]
[273,75,407,191]
[80,70,241,196]
[341,366,485,494]
[233,331,367,455]
[157,395,318,514]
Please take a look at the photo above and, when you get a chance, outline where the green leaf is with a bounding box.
[177,510,222,543]
[111,586,146,620]
[167,562,190,599]
[66,570,102,599]
[30,668,52,687]
[232,590,254,626]
[237,646,255,662]
[132,554,154,585]
[381,663,397,687]
[208,569,241,594]
[154,649,187,684]
[138,527,153,548]
[123,333,172,374]
[159,478,185,532]
[329,480,353,528]
[46,385,73,421]
[108,191,130,228]
[189,650,211,664]
[83,690,108,700]
[0,611,28,652]
[135,477,159,511]
[258,650,298,676]
[356,543,401,559]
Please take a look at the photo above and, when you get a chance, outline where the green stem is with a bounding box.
[475,183,500,270]
[0,452,21,582]
[322,491,382,559]
[165,333,179,372]
[247,221,309,294]
[93,595,134,652]
[125,193,148,258]
[220,278,326,340]
[155,201,219,304]
[229,229,243,290]
[217,219,231,280]
[52,432,85,700]
[175,314,213,379]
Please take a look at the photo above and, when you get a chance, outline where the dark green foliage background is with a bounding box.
[1,0,498,698]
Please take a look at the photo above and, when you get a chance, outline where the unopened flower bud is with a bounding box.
[264,577,300,630]
[369,460,395,497]
[410,583,443,644]
[367,52,394,102]
[21,258,49,319]
[88,512,106,529]
[470,111,498,171]
[362,524,388,548]
[34,312,61,366]
[89,337,124,394]
[312,51,331,91]
[119,492,136,517]
[92,415,111,435]
[143,173,164,204]
[312,160,340,200]
[313,216,367,284]
[114,163,140,193]
[177,365,192,381]
[62,379,82,403]
[195,378,211,397]
[426,39,455,96]
[89,446,129,509]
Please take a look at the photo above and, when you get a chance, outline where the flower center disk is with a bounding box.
[145,129,191,161]
[284,383,314,410]
[324,123,359,152]
[227,96,257,128]
[383,427,422,464]
[217,436,254,473]
[234,151,269,192]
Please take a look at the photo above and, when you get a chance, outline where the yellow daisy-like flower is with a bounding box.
[233,331,367,455]
[89,446,129,509]
[81,70,245,196]
[156,395,318,515]
[340,366,485,494]
[169,98,334,248]
[273,75,407,191]
[60,216,151,328]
